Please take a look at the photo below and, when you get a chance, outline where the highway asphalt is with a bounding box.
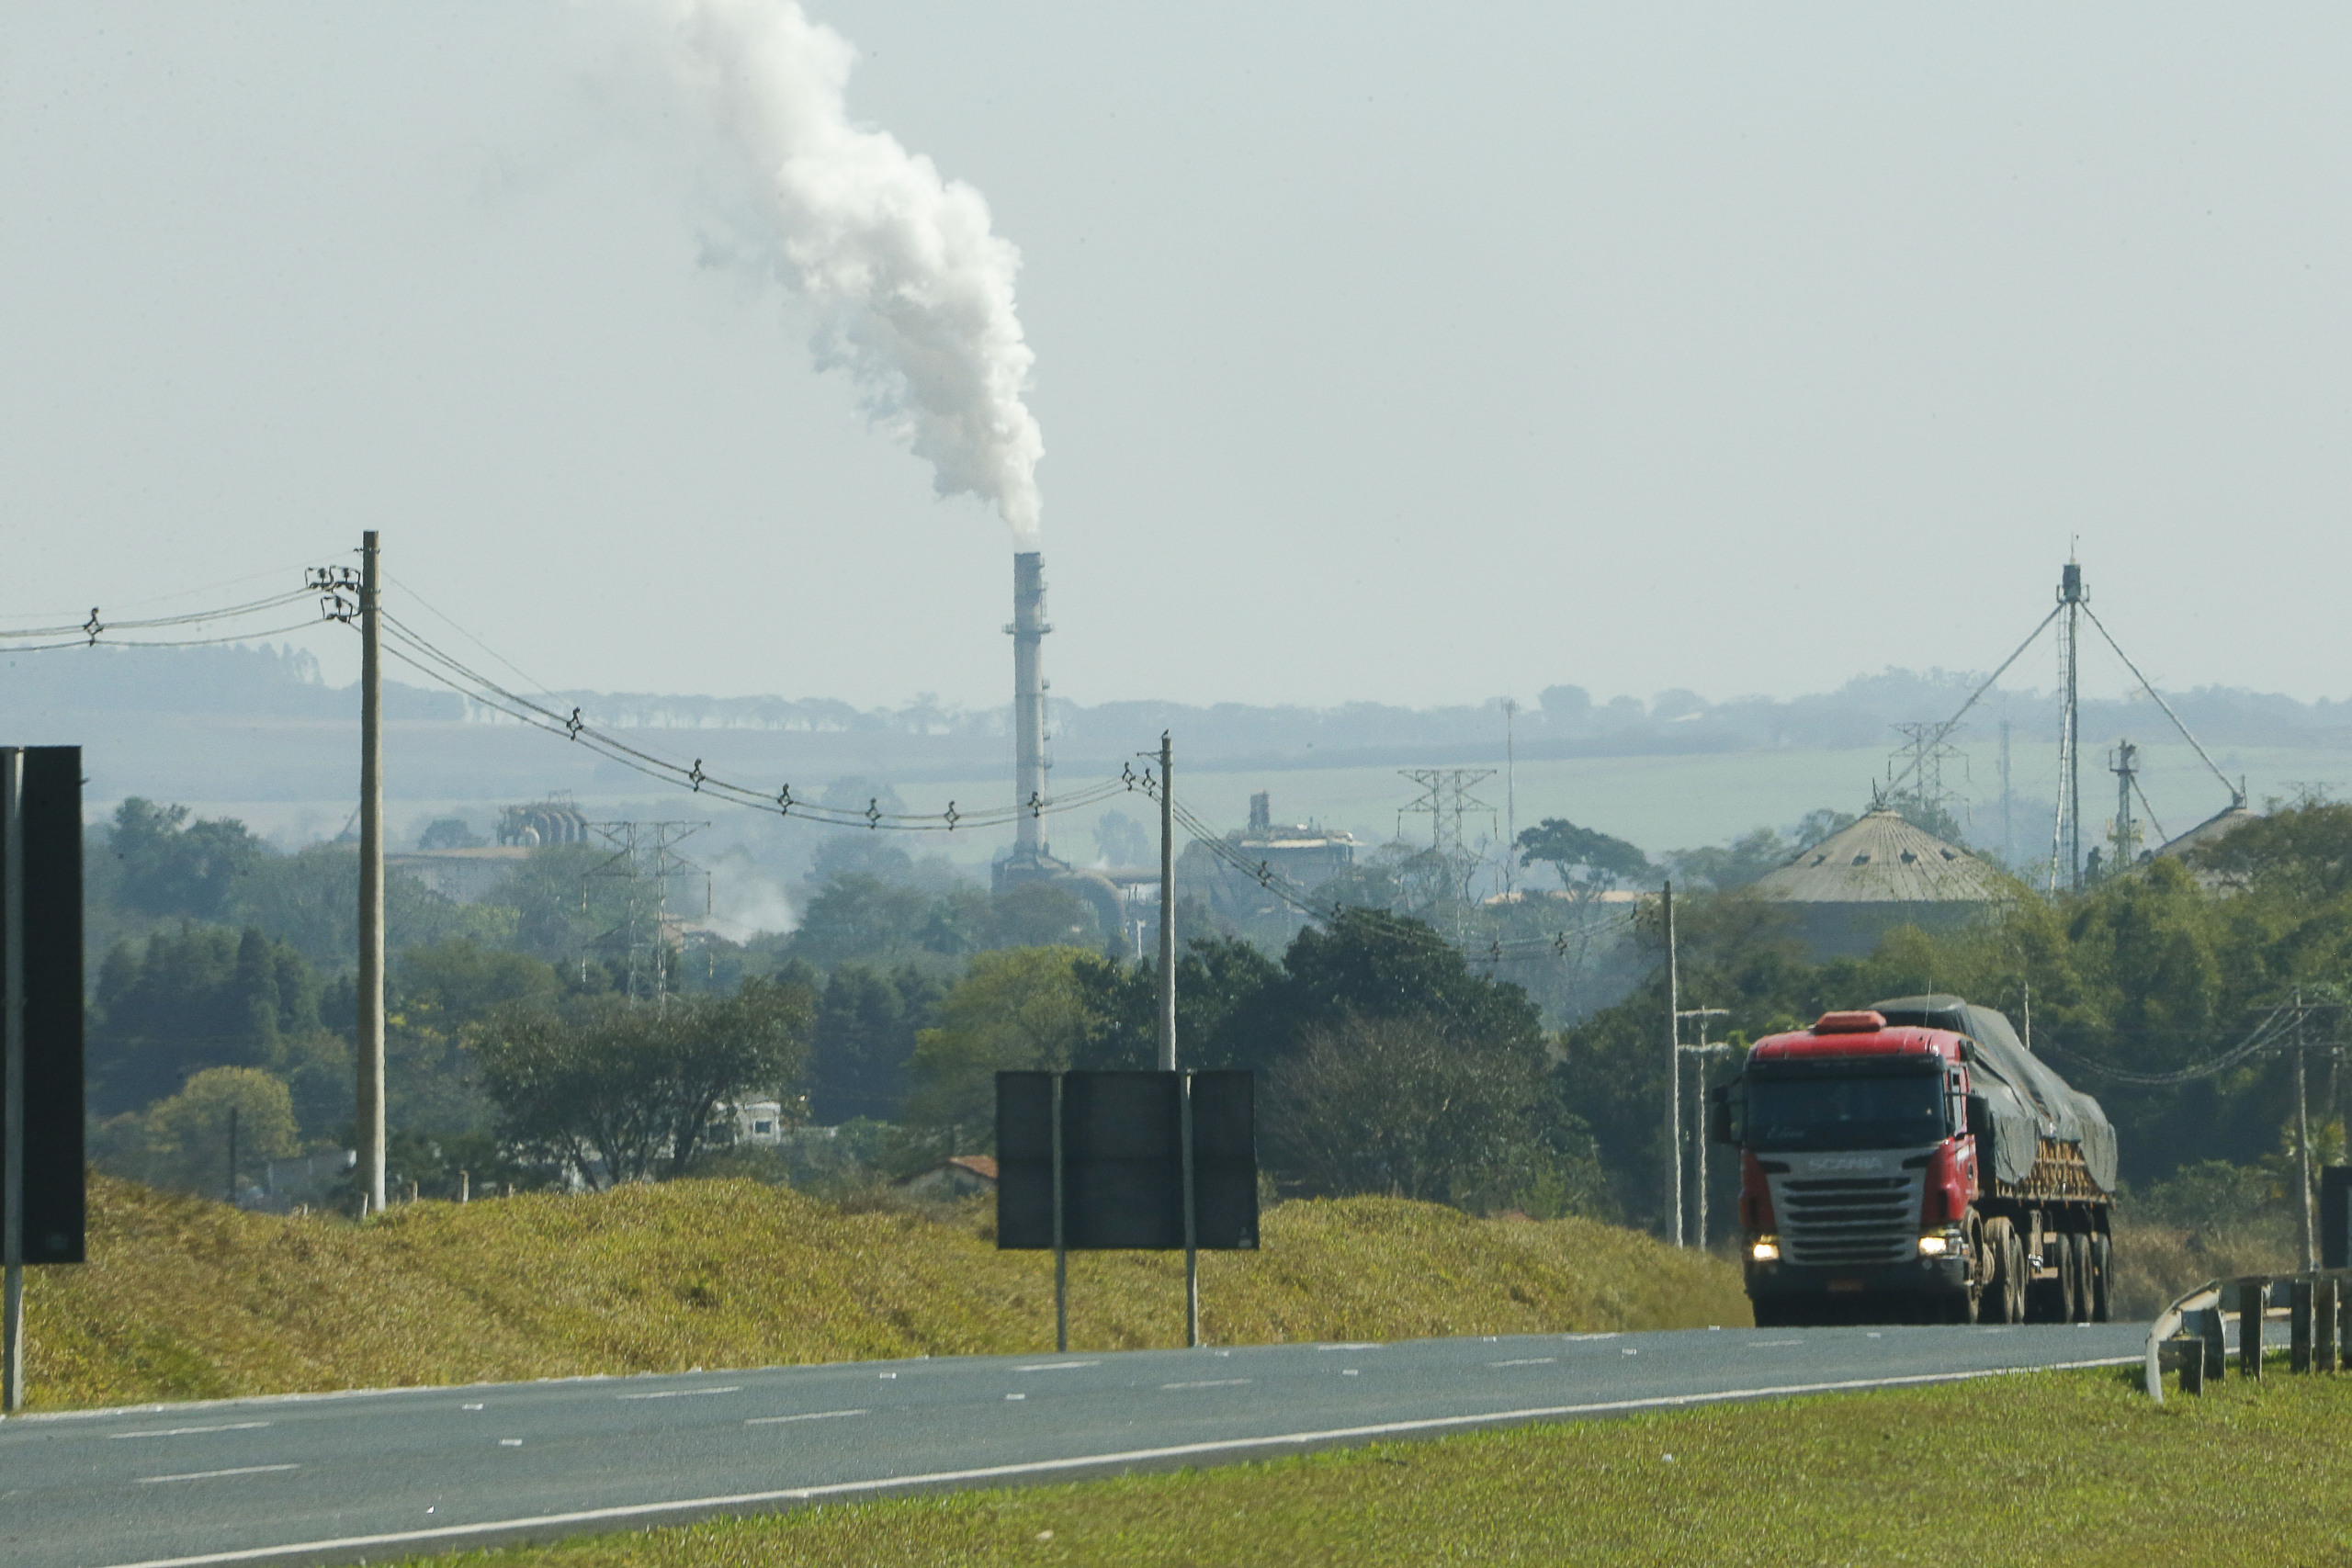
[5,1321,2153,1568]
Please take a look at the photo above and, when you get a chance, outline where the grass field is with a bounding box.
[19,1177,1747,1412]
[372,1366,2351,1568]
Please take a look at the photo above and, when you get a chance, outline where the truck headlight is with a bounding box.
[1917,1233,1950,1257]
[1750,1236,1780,1262]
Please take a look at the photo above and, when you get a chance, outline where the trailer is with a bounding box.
[1710,993,2118,1326]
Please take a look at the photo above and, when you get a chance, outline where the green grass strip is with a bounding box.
[392,1368,2352,1568]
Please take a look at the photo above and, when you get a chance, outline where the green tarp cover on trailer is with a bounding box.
[1871,994,2119,1194]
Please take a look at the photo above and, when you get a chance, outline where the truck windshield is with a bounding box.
[1747,1074,1944,1152]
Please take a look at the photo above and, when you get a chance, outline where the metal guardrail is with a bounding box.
[2144,1271,2350,1403]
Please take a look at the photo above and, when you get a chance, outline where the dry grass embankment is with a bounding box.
[21,1177,1747,1412]
[2109,1213,2297,1320]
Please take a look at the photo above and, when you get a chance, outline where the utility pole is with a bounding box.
[1150,732,1197,1348]
[357,531,385,1217]
[2295,991,2315,1272]
[1158,732,1176,1073]
[1677,1008,1731,1250]
[1663,880,1680,1247]
[2109,739,2142,872]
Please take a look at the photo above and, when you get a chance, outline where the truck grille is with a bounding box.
[1770,1173,1923,1267]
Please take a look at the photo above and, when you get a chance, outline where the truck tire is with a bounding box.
[1984,1219,2027,1324]
[2090,1233,2113,1323]
[2071,1233,2096,1323]
[2026,1225,2068,1324]
[2059,1232,2084,1322]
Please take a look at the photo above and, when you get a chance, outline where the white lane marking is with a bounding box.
[136,1465,299,1484]
[499,1439,523,1448]
[1003,1393,1025,1401]
[1487,1358,1555,1368]
[462,1404,485,1412]
[615,1386,742,1401]
[111,1423,273,1440]
[1341,1370,1360,1377]
[1620,1348,1639,1356]
[745,1410,868,1426]
[1160,1379,1252,1390]
[91,1354,2143,1568]
[1745,1340,1804,1348]
[1558,1333,1621,1342]
[1016,1361,1100,1372]
[1316,1343,1380,1350]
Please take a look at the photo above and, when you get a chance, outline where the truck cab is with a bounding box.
[1716,1010,1980,1325]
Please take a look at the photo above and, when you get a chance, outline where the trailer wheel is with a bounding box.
[2090,1233,2113,1323]
[2026,1225,2070,1323]
[2072,1232,2102,1323]
[2059,1232,2085,1322]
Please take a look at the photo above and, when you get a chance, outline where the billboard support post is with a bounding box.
[1051,1073,1068,1355]
[4,749,24,1413]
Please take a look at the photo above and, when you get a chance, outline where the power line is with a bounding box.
[369,608,1132,834]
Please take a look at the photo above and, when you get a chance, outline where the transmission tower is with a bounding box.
[1884,721,1968,833]
[1396,769,1498,861]
[582,819,710,1003]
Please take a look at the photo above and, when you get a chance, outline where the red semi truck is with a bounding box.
[1710,993,2117,1326]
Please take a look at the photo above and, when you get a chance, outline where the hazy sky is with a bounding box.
[4,4,2346,713]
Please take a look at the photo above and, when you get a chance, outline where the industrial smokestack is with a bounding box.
[1011,551,1050,862]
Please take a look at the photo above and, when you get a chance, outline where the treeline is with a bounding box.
[89,789,2352,1245]
[21,645,2352,764]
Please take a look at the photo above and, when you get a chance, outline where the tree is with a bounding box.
[1668,828,1795,891]
[905,948,1092,1140]
[234,844,513,971]
[122,1066,301,1197]
[88,923,322,1114]
[1268,1012,1555,1208]
[808,964,942,1122]
[1515,818,1652,895]
[473,978,813,1187]
[1072,937,1284,1071]
[418,818,485,850]
[2191,801,2352,900]
[989,881,1100,949]
[784,873,937,967]
[1092,810,1152,866]
[107,798,268,919]
[1261,908,1545,1070]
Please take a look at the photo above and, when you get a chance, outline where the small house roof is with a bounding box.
[894,1155,999,1187]
[1749,810,2010,905]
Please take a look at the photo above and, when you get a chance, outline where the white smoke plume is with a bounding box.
[664,0,1046,546]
